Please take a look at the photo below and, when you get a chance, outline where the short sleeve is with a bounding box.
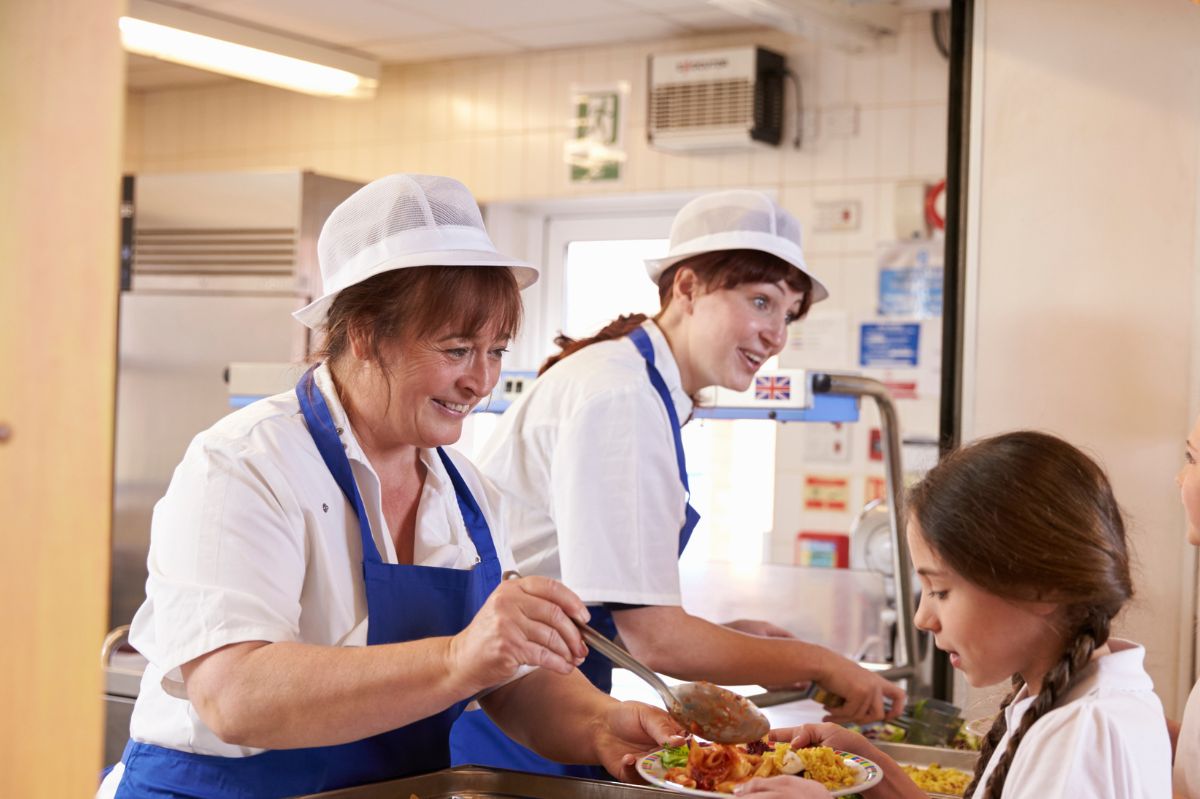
[550,384,686,605]
[131,433,308,678]
[1001,699,1172,799]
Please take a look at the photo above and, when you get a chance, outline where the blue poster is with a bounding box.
[860,322,920,368]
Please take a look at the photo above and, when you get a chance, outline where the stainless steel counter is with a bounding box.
[300,765,673,799]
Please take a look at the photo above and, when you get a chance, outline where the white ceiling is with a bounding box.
[126,0,761,89]
[125,0,947,91]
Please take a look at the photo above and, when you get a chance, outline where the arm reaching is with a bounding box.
[482,668,685,779]
[613,605,905,725]
[181,575,590,749]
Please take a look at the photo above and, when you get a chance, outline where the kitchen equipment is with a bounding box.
[110,169,361,631]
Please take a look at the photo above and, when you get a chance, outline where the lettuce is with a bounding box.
[660,743,690,769]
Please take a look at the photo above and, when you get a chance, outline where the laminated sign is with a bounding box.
[803,475,849,512]
[877,239,944,318]
[566,83,628,183]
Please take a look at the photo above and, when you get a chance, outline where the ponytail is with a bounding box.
[538,314,648,375]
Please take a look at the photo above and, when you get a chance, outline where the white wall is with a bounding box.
[962,0,1200,716]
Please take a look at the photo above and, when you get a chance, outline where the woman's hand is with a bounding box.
[446,575,590,694]
[814,655,906,724]
[594,701,687,781]
[733,775,831,798]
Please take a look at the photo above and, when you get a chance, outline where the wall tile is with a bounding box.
[879,18,914,105]
[912,104,948,178]
[498,57,527,133]
[844,106,880,181]
[877,106,912,179]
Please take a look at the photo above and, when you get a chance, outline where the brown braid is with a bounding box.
[537,249,814,375]
[974,614,1108,798]
[963,678,1020,798]
[538,314,648,375]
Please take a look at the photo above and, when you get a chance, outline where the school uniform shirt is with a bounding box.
[969,639,1171,799]
[477,320,691,606]
[120,362,517,759]
[1176,678,1200,797]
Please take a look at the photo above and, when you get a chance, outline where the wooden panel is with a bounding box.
[0,0,125,794]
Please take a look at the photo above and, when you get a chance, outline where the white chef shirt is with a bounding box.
[968,639,1171,799]
[1176,678,1200,797]
[477,320,692,606]
[121,362,517,758]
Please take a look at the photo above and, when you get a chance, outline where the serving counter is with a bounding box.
[300,765,670,799]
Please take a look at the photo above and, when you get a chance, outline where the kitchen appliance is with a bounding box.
[105,169,361,761]
[648,45,785,152]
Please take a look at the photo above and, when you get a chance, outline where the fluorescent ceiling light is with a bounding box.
[119,0,380,99]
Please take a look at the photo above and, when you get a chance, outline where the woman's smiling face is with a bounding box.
[371,328,508,449]
[682,279,805,393]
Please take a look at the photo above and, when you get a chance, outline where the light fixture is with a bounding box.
[119,0,380,99]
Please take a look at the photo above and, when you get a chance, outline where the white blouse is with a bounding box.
[969,639,1171,798]
[477,320,693,606]
[122,362,516,758]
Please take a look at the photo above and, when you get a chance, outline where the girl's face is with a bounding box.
[909,519,1063,693]
[682,278,805,393]
[1176,414,1200,547]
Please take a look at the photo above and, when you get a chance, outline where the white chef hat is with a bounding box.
[294,173,539,329]
[645,190,828,303]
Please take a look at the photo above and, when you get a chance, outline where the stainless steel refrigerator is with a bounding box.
[105,170,360,764]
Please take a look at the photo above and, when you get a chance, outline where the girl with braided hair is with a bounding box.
[740,430,1172,799]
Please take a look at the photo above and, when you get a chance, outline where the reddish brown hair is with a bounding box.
[316,265,523,371]
[539,249,813,375]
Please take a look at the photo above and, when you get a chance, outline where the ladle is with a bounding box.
[501,570,769,743]
[575,621,771,744]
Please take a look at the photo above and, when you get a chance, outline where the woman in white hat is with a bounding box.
[98,174,682,799]
[451,190,906,777]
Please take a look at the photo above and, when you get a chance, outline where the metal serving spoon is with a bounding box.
[575,620,771,744]
[500,571,769,743]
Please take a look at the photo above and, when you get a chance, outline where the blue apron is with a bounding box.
[449,325,700,777]
[112,366,503,798]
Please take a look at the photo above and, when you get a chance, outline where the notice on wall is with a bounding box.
[877,239,944,318]
[860,321,920,368]
[566,82,628,184]
[781,308,849,369]
[803,422,850,464]
[864,475,887,504]
[803,474,849,512]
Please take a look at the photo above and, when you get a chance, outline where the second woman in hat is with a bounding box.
[450,190,906,777]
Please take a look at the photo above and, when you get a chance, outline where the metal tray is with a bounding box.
[300,766,676,799]
[873,741,978,799]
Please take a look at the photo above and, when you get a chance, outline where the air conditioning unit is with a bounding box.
[648,45,785,153]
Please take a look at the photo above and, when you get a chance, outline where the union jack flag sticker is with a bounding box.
[754,374,791,400]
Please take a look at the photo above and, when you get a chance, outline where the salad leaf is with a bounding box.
[660,742,690,769]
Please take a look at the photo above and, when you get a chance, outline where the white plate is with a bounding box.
[637,747,883,797]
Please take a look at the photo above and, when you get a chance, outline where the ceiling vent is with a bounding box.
[648,46,785,153]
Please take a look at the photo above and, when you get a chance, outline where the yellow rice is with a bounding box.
[797,746,857,789]
[900,763,972,796]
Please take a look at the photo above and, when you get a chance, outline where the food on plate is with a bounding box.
[900,762,972,796]
[661,739,855,793]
